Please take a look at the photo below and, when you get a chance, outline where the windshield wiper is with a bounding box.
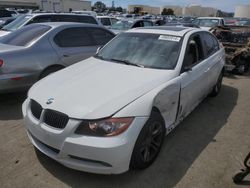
[110,58,144,68]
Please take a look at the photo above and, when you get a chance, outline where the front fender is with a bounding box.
[114,77,181,129]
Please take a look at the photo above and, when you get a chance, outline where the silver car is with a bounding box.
[0,22,115,93]
[0,13,101,37]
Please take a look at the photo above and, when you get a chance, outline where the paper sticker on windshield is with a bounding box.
[158,35,181,42]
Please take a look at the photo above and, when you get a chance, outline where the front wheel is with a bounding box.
[130,111,166,170]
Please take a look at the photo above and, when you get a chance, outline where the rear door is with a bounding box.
[201,32,223,90]
[52,27,96,66]
[179,32,211,119]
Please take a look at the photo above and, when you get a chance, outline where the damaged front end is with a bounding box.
[211,26,250,74]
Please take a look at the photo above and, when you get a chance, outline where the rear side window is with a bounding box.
[0,10,12,17]
[0,24,51,46]
[132,21,143,28]
[143,21,153,26]
[54,27,94,47]
[111,18,118,25]
[99,18,111,26]
[202,32,219,57]
[88,28,114,45]
[78,16,98,24]
[28,15,54,24]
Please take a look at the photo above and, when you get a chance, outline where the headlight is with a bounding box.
[75,117,134,137]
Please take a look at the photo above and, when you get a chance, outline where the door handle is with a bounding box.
[204,68,210,73]
[63,54,70,57]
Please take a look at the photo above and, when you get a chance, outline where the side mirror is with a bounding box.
[96,46,103,54]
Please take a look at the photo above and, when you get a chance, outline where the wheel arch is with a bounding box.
[39,64,65,79]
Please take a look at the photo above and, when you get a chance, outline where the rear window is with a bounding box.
[0,24,51,46]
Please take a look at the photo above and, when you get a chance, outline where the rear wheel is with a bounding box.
[130,110,166,169]
[39,66,64,79]
[210,71,223,97]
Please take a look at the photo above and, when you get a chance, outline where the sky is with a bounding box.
[93,0,250,12]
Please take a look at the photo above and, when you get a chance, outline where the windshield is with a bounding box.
[0,24,51,46]
[193,19,219,27]
[110,21,133,30]
[95,33,182,70]
[2,15,32,31]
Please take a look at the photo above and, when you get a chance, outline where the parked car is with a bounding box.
[0,9,12,18]
[0,17,16,29]
[97,16,118,27]
[236,19,250,26]
[0,22,115,93]
[110,19,153,34]
[193,17,225,30]
[23,26,225,174]
[0,13,101,37]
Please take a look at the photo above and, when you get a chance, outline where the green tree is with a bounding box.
[116,7,123,12]
[161,8,174,15]
[93,1,106,12]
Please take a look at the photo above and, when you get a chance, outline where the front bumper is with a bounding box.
[22,99,148,174]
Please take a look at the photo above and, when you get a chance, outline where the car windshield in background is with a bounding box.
[2,15,32,31]
[0,24,51,46]
[96,32,182,70]
[110,21,133,30]
[194,19,219,27]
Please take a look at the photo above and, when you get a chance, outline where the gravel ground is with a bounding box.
[0,73,249,188]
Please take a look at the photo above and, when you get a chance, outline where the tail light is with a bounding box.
[0,59,3,67]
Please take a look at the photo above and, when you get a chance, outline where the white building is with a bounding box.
[0,0,91,12]
[234,5,250,18]
[184,5,218,17]
[127,5,160,15]
[37,0,91,12]
[0,0,37,8]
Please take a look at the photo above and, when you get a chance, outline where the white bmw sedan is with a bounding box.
[22,26,225,174]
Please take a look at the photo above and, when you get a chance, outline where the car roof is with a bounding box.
[126,26,199,37]
[26,13,95,17]
[197,17,223,20]
[119,18,150,22]
[34,22,101,28]
[97,16,113,18]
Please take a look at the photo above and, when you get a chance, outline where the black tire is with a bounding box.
[130,110,166,170]
[233,171,248,184]
[39,66,64,80]
[210,71,223,97]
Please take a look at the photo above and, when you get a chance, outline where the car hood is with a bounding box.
[29,57,176,119]
[0,30,10,37]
